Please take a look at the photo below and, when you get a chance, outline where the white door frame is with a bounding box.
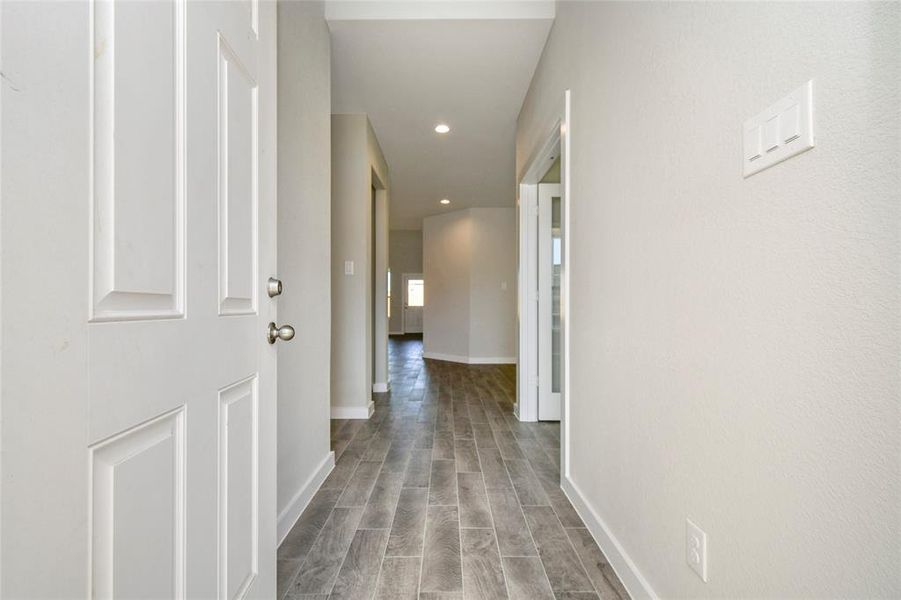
[538,182,562,420]
[371,171,389,394]
[401,272,423,334]
[517,90,572,477]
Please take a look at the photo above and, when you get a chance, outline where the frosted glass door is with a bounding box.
[538,183,562,420]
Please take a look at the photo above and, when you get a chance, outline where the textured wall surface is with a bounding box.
[424,210,472,358]
[468,208,517,360]
[424,208,516,362]
[331,114,390,411]
[517,2,900,598]
[276,0,333,525]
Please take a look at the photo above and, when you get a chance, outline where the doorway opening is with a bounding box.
[402,273,424,334]
[371,170,389,395]
[517,90,571,479]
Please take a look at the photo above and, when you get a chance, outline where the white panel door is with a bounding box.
[1,1,278,598]
[538,183,562,421]
[403,273,424,333]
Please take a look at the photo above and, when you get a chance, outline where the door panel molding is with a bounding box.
[217,34,259,317]
[89,406,186,599]
[90,0,186,322]
[218,375,260,600]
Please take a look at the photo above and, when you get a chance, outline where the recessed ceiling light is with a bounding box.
[440,198,450,205]
[434,124,450,134]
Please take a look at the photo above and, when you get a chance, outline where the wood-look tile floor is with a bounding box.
[278,334,629,600]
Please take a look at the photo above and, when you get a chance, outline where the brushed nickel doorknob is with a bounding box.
[267,277,283,298]
[268,322,295,344]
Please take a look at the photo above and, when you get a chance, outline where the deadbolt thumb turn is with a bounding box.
[268,322,295,344]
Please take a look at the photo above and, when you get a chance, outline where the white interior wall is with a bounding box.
[388,230,423,334]
[423,208,516,364]
[276,0,334,542]
[468,208,517,361]
[331,114,390,417]
[423,210,472,360]
[517,2,901,598]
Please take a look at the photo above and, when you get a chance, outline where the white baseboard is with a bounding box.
[330,400,374,420]
[422,351,517,365]
[277,451,335,546]
[469,356,516,365]
[561,476,658,600]
[388,330,404,336]
[373,382,390,393]
[422,351,467,363]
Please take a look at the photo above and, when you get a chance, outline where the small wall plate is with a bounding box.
[743,81,814,177]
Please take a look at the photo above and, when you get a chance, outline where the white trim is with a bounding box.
[372,382,389,393]
[560,89,572,479]
[422,351,516,365]
[517,115,563,424]
[388,330,405,336]
[423,352,467,363]
[561,476,658,600]
[468,356,516,365]
[516,182,539,422]
[325,1,555,22]
[277,451,336,546]
[330,400,375,420]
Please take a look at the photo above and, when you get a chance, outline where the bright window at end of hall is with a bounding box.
[407,279,424,307]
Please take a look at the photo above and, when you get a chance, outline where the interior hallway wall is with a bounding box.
[276,0,334,542]
[468,208,517,361]
[331,114,390,417]
[423,210,471,359]
[388,230,423,334]
[423,208,516,363]
[516,2,901,598]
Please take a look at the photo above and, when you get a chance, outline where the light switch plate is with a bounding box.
[743,80,814,177]
[344,260,354,276]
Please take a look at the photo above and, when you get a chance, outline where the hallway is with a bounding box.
[278,335,628,600]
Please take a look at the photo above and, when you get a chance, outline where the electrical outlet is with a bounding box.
[686,519,708,582]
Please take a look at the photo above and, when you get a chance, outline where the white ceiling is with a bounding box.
[328,3,554,230]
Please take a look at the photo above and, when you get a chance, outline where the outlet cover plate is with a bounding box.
[686,518,708,582]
